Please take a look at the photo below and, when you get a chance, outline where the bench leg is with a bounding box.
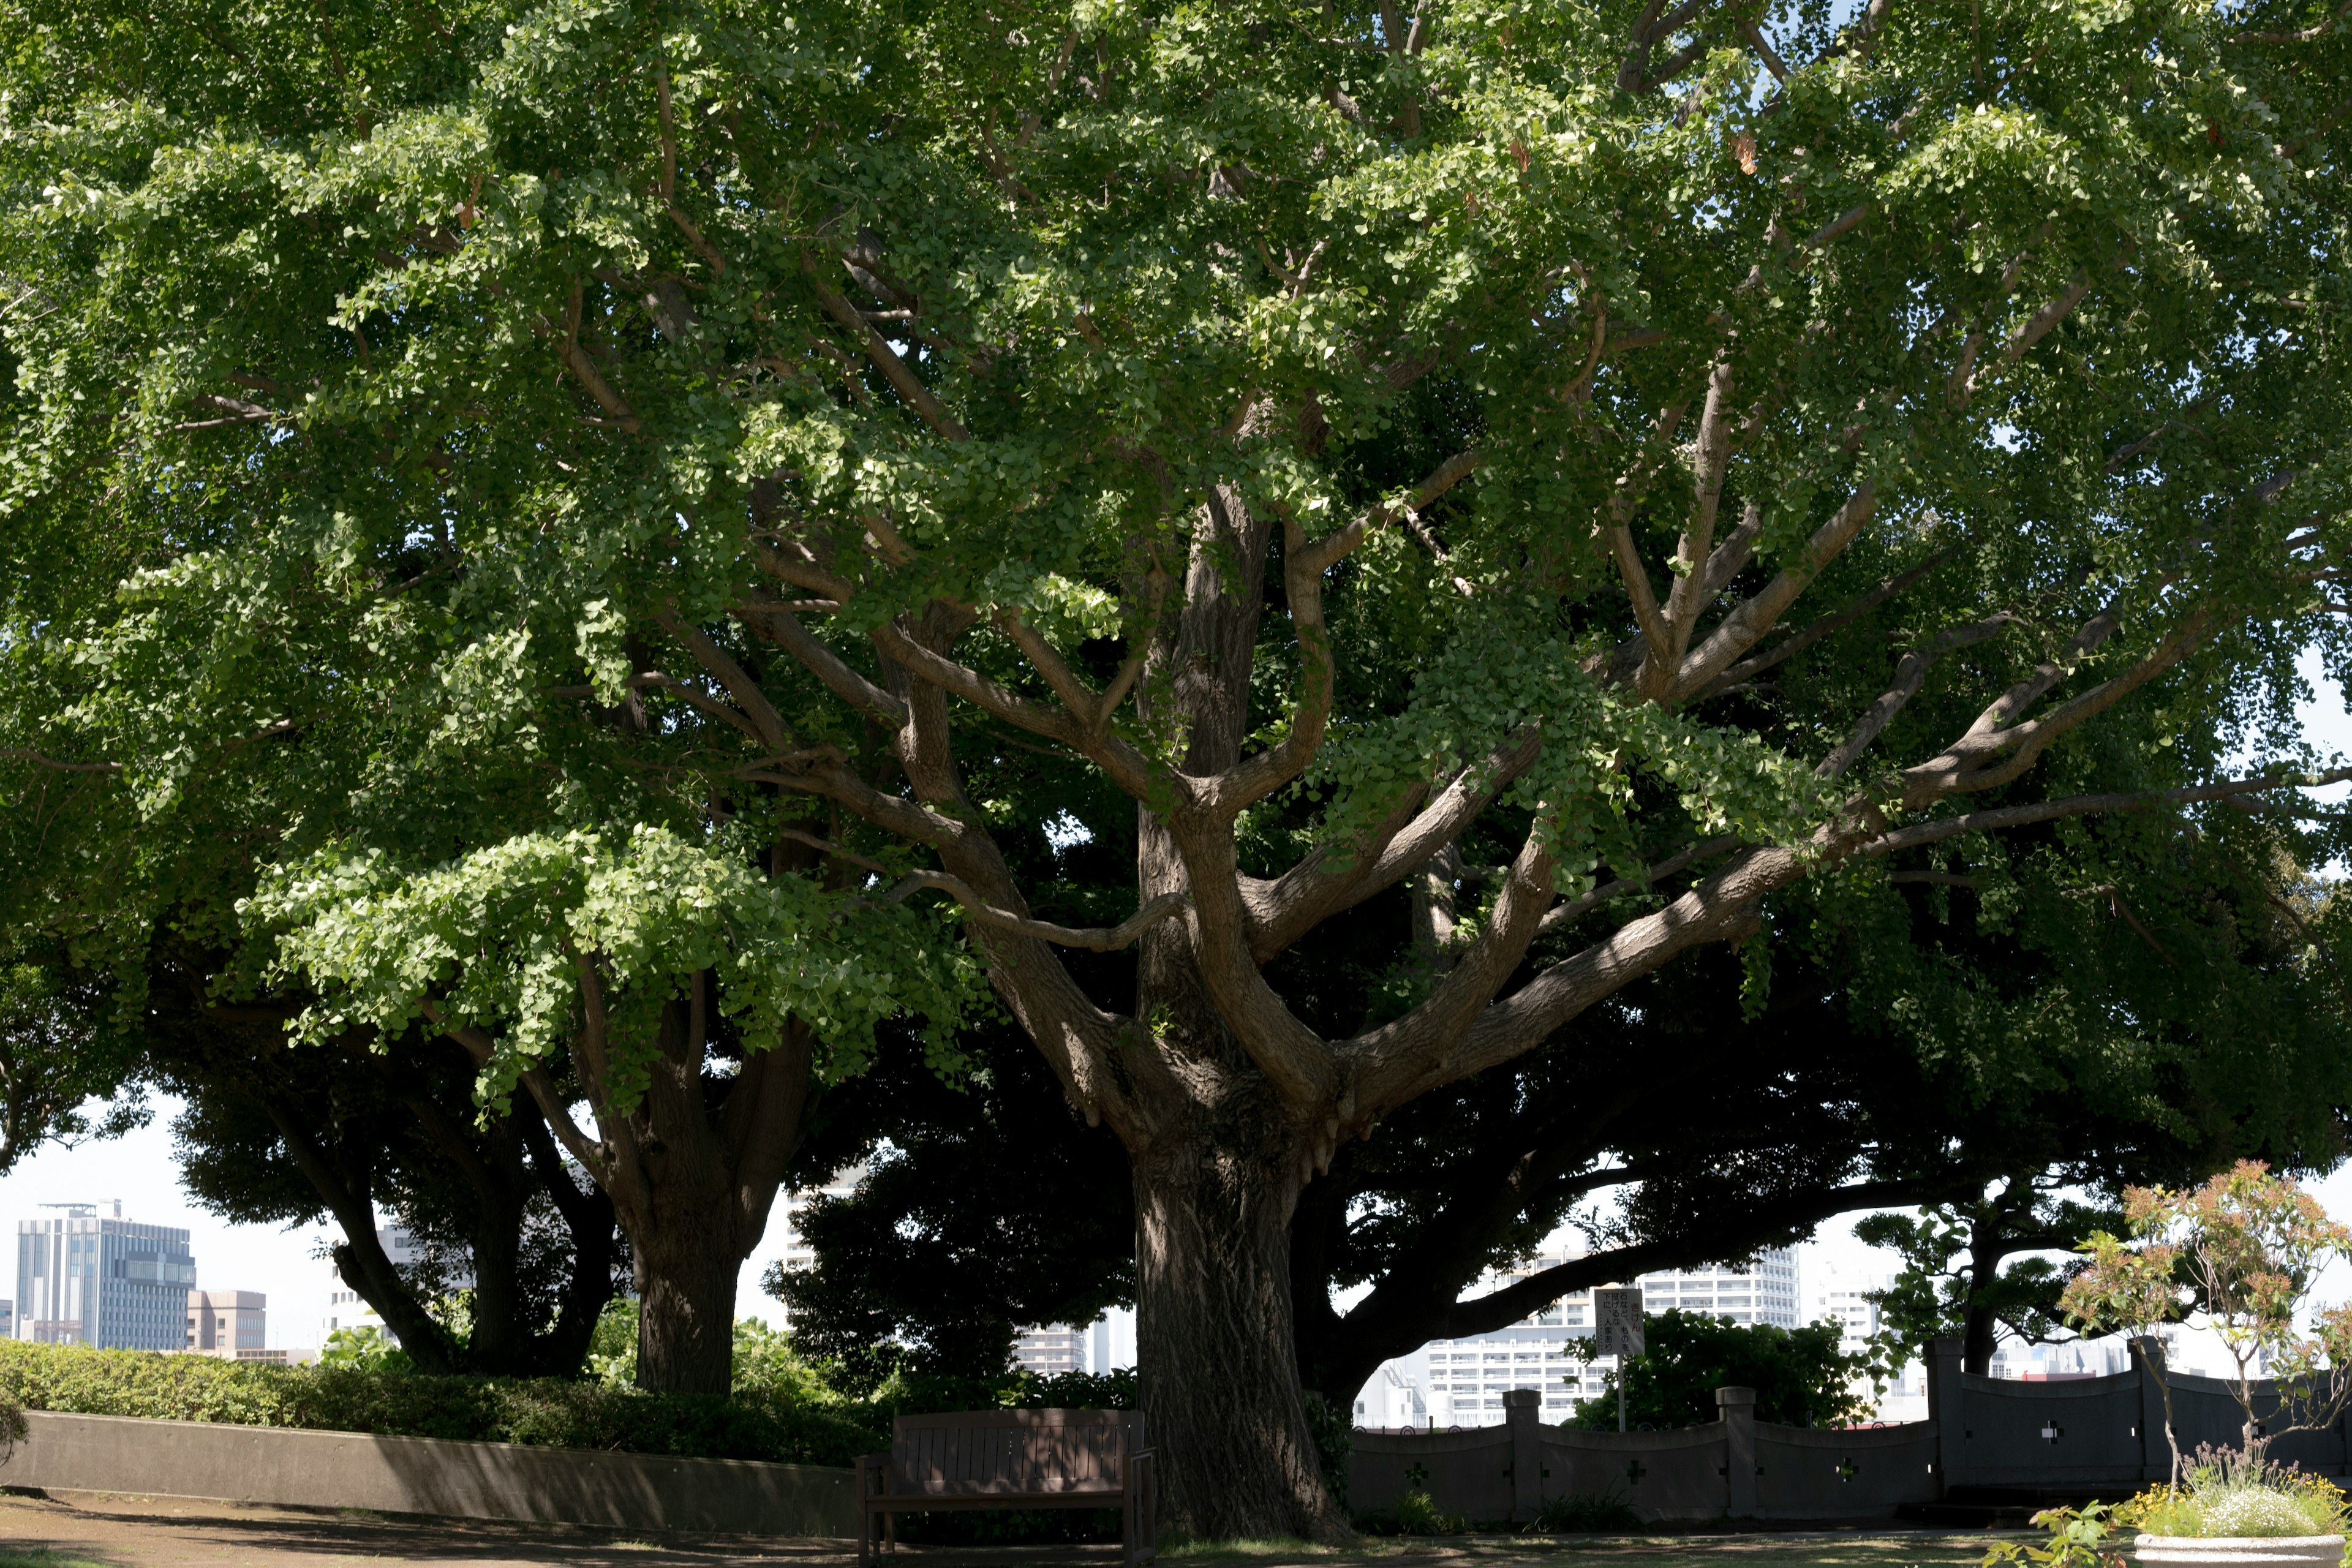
[858,1506,871,1568]
[884,1507,897,1554]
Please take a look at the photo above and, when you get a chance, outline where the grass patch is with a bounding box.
[1162,1542,1351,1558]
[0,1554,120,1568]
[1156,1531,2030,1567]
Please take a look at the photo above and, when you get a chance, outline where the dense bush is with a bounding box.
[0,1341,883,1466]
[1568,1311,1877,1430]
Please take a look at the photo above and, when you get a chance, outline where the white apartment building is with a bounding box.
[1014,1324,1086,1375]
[1353,1251,1605,1430]
[1014,1309,1137,1376]
[1351,1246,1806,1430]
[1807,1260,1932,1420]
[322,1224,454,1343]
[763,1166,865,1329]
[1636,1248,1800,1327]
[1986,1337,2130,1380]
[1809,1264,1890,1355]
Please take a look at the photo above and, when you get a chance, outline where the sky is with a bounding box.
[6,657,2351,1354]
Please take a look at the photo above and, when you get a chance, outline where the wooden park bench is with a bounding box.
[855,1408,1156,1566]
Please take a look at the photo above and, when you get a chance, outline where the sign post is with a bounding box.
[1593,1287,1646,1434]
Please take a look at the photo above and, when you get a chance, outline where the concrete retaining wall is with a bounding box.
[0,1409,859,1537]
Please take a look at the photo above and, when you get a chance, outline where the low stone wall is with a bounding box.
[1751,1415,1941,1520]
[1928,1340,2351,1492]
[1351,1386,1941,1525]
[1542,1421,1732,1521]
[1357,1338,2352,1527]
[0,1409,859,1538]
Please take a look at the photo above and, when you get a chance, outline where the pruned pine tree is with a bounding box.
[4,0,2351,1536]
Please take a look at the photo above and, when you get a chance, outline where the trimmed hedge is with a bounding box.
[0,1341,884,1467]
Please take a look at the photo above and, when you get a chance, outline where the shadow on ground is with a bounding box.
[0,1493,2026,1568]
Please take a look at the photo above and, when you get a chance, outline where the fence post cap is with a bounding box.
[1502,1389,1542,1409]
[1714,1386,1758,1409]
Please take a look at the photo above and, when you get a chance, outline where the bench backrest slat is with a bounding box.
[889,1408,1141,1496]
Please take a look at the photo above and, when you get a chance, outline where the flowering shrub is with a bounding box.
[2127,1449,2348,1540]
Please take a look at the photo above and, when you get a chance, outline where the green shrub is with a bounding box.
[1392,1489,1466,1536]
[1302,1390,1352,1517]
[0,1340,883,1467]
[1569,1310,1878,1430]
[318,1325,413,1374]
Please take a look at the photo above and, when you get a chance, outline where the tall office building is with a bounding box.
[16,1204,197,1350]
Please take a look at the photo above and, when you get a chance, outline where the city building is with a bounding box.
[15,1203,197,1350]
[1986,1338,2130,1381]
[186,1289,266,1355]
[1352,1245,1808,1430]
[1356,1250,1607,1430]
[322,1223,463,1344]
[1085,1308,1137,1374]
[0,1298,12,1339]
[763,1166,865,1329]
[1355,1363,1429,1428]
[1809,1263,1891,1356]
[1014,1324,1086,1376]
[1635,1248,1800,1327]
[1806,1260,1931,1420]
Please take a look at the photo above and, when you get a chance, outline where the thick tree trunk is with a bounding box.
[1134,1125,1346,1542]
[633,1213,742,1394]
[1116,482,1349,1542]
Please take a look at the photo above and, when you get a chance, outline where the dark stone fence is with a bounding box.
[1351,1336,2351,1525]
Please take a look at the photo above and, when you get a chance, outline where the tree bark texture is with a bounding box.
[1134,1121,1338,1541]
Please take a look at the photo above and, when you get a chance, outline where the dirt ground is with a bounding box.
[0,1491,2023,1568]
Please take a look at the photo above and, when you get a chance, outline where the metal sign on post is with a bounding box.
[1593,1287,1645,1433]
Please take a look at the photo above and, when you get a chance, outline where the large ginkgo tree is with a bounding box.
[4,0,2351,1536]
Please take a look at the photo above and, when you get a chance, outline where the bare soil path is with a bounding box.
[0,1492,2022,1568]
